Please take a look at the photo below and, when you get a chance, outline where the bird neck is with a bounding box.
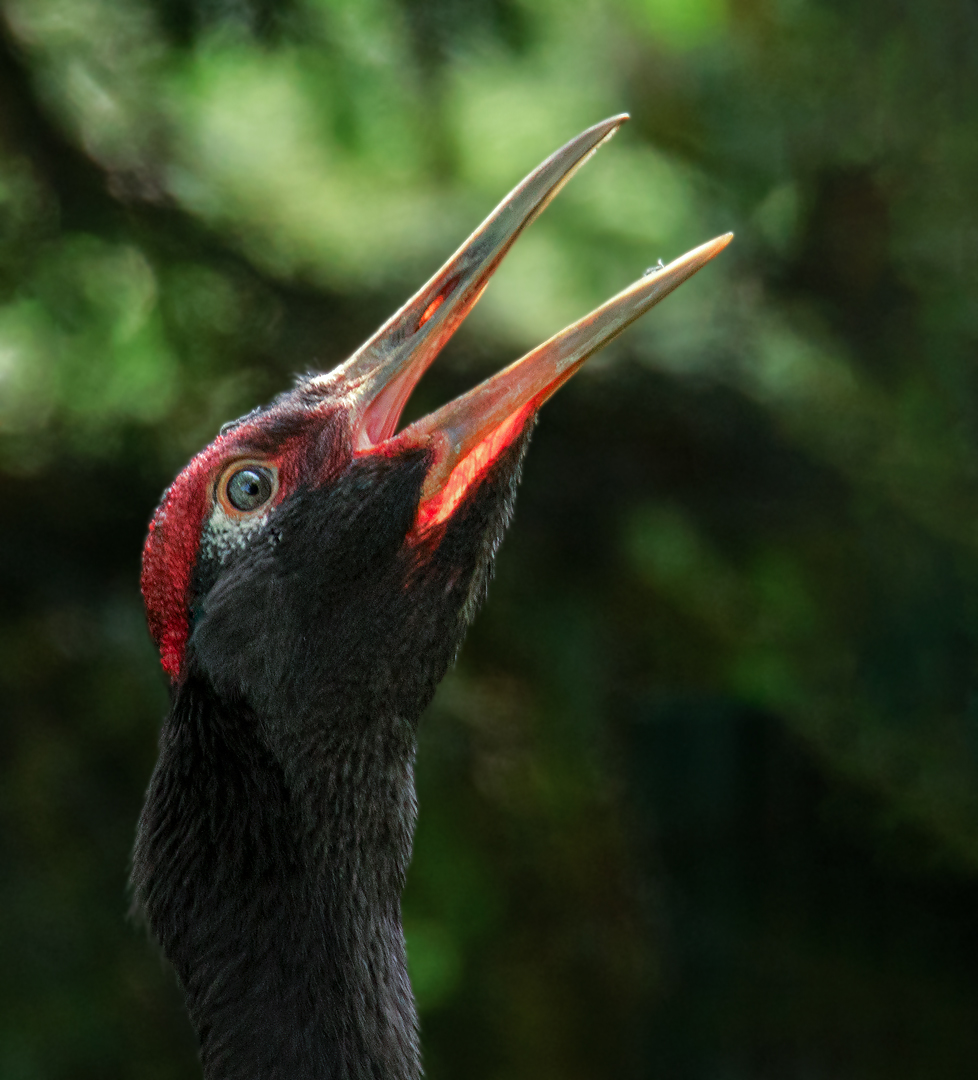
[132,676,421,1080]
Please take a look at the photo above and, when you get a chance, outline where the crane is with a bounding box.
[133,114,731,1080]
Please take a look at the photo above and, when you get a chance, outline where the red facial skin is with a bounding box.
[142,405,341,681]
[141,398,532,683]
[142,448,215,681]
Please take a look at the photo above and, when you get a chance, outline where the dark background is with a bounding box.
[3,0,978,1077]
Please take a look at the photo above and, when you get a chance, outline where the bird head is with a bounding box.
[140,116,731,723]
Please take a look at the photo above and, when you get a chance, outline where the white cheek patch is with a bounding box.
[200,502,275,565]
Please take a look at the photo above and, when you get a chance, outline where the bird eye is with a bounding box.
[222,464,276,513]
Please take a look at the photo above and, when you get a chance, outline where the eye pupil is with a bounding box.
[226,467,273,512]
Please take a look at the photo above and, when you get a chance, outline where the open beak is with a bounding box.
[329,114,732,531]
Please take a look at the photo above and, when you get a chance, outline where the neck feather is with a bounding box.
[132,676,421,1080]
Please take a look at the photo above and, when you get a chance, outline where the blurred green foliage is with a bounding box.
[3,0,978,1077]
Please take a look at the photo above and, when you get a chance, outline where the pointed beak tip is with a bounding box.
[679,231,734,274]
[705,231,735,257]
[596,113,630,147]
